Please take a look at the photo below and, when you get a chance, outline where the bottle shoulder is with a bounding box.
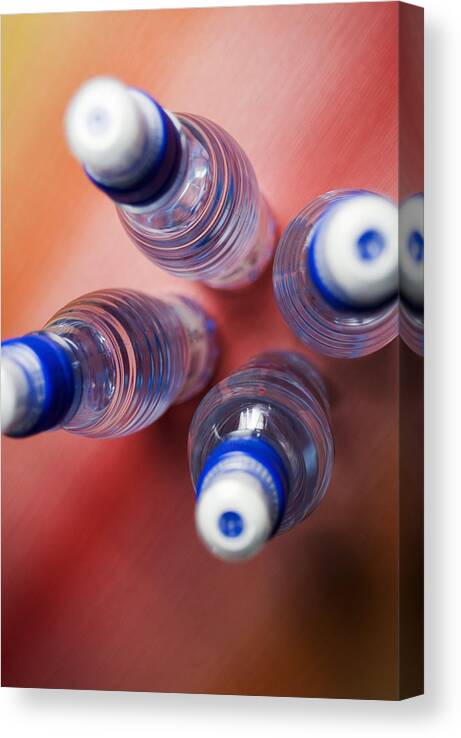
[198,352,329,426]
[189,352,333,467]
[45,289,180,336]
[45,288,187,388]
[44,289,188,438]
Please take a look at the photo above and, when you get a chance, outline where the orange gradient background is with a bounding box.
[2,3,421,698]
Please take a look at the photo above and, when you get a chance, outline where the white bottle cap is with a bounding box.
[312,193,398,307]
[1,358,30,435]
[195,470,272,561]
[65,76,146,181]
[399,194,424,307]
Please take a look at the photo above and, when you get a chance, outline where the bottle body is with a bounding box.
[118,114,277,288]
[188,351,334,560]
[273,190,399,358]
[2,289,218,439]
[65,78,277,289]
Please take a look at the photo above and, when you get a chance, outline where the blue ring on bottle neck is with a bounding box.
[85,93,181,207]
[2,333,76,437]
[196,435,289,535]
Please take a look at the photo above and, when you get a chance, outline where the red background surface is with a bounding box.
[2,3,422,698]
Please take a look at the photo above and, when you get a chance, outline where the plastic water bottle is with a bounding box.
[188,351,334,561]
[399,193,424,356]
[273,190,399,358]
[65,77,277,289]
[1,289,218,439]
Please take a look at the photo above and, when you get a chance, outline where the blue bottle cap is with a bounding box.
[1,333,76,437]
[65,77,181,206]
[195,436,288,561]
[308,192,398,311]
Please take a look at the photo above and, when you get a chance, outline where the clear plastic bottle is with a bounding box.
[188,351,334,561]
[1,289,218,439]
[65,77,277,289]
[399,193,424,356]
[273,190,399,358]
